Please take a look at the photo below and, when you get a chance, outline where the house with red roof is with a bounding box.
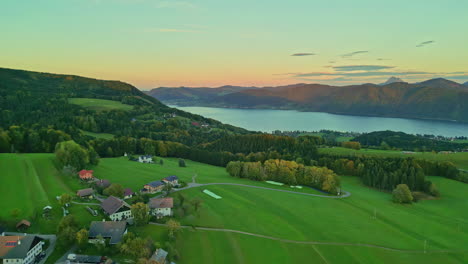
[78,170,94,181]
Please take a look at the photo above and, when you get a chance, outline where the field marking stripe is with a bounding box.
[311,244,330,264]
[150,223,468,254]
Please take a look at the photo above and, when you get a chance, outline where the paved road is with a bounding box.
[149,223,465,254]
[171,182,351,199]
[3,232,57,264]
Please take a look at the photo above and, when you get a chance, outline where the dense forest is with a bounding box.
[353,131,468,151]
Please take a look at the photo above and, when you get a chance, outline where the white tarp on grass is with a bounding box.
[290,185,303,189]
[203,189,222,199]
[265,181,284,186]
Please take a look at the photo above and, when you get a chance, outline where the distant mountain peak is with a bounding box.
[380,77,405,85]
[419,78,462,89]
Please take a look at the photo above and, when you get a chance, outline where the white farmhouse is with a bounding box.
[0,234,45,264]
[101,196,132,221]
[149,198,173,219]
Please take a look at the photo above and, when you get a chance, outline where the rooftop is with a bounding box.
[150,248,168,263]
[89,221,127,244]
[146,181,164,188]
[77,188,94,197]
[163,175,178,182]
[0,235,42,259]
[101,196,130,215]
[149,197,173,209]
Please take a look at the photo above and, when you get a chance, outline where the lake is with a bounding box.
[173,106,468,137]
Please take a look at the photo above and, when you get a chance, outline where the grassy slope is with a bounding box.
[2,154,468,263]
[0,154,104,234]
[68,98,133,111]
[136,175,468,264]
[320,147,468,170]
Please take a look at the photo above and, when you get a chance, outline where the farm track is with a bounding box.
[149,222,467,254]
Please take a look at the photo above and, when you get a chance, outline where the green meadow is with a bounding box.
[81,130,115,139]
[320,147,468,170]
[1,153,468,263]
[68,98,133,111]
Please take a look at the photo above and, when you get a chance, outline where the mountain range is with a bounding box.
[147,77,468,123]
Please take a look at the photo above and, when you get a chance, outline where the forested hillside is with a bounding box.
[0,67,249,153]
[149,79,468,122]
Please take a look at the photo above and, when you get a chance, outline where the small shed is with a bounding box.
[16,220,31,229]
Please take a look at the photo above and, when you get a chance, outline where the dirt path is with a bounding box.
[149,223,466,254]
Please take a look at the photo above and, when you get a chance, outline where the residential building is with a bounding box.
[0,235,44,264]
[101,196,132,221]
[78,170,94,181]
[150,248,168,264]
[96,180,111,189]
[88,221,127,245]
[162,176,179,187]
[148,198,173,219]
[143,181,164,194]
[123,188,133,199]
[77,188,94,199]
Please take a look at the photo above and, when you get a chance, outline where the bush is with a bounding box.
[392,184,413,204]
[178,159,186,167]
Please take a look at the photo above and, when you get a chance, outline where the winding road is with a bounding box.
[149,223,466,254]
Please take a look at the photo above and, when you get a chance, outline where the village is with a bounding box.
[1,155,185,264]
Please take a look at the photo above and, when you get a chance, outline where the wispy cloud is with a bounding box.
[155,0,196,9]
[341,50,368,58]
[377,58,391,61]
[291,53,315,56]
[416,40,435,48]
[143,28,202,33]
[333,65,394,72]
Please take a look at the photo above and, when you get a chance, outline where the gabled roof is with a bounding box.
[88,221,127,245]
[101,196,130,215]
[77,188,94,197]
[96,179,111,188]
[15,220,30,229]
[0,235,42,259]
[163,175,178,182]
[78,170,93,176]
[123,188,133,196]
[146,181,164,188]
[148,197,173,209]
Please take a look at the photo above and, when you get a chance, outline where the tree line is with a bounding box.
[226,159,341,194]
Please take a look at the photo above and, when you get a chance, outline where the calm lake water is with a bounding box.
[173,106,468,137]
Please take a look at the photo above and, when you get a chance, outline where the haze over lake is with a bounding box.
[174,106,468,137]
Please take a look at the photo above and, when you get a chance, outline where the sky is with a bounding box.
[1,0,468,89]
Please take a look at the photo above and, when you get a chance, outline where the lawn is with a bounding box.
[320,147,468,170]
[68,98,133,111]
[2,154,468,264]
[157,176,468,263]
[0,154,105,233]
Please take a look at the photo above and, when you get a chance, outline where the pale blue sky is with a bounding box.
[1,0,468,88]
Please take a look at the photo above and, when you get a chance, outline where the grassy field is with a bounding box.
[130,175,468,264]
[92,157,329,196]
[69,98,133,111]
[2,153,468,263]
[0,154,106,234]
[81,130,115,139]
[320,147,468,170]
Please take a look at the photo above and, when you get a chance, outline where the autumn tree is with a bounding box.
[76,229,89,249]
[131,202,150,226]
[166,219,181,237]
[59,193,72,207]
